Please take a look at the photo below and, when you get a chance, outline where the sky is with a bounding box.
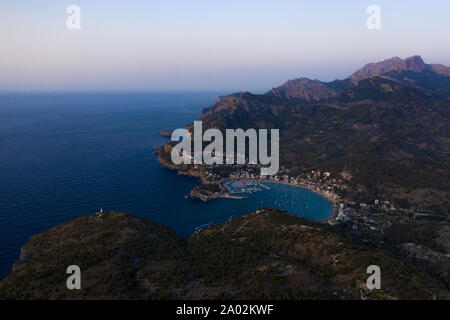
[0,0,449,92]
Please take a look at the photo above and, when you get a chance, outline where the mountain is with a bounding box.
[332,77,435,103]
[348,56,450,97]
[266,56,450,101]
[348,56,404,82]
[381,69,450,97]
[1,209,448,299]
[349,55,450,81]
[193,56,450,214]
[265,78,340,102]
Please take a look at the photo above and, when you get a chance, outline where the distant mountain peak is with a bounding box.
[349,55,449,81]
[265,55,449,103]
[395,55,427,72]
[405,55,425,64]
[348,56,404,82]
[218,55,448,106]
[265,78,338,102]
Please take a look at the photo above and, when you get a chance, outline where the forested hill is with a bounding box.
[1,210,448,299]
[197,56,450,214]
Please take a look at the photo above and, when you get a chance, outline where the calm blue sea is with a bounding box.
[0,92,333,279]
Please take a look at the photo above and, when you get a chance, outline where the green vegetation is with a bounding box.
[0,210,448,300]
[196,77,450,215]
[195,183,221,193]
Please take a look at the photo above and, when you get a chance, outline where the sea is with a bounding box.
[0,92,333,279]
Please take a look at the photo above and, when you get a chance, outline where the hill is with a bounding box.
[195,68,450,214]
[265,56,450,102]
[1,210,449,299]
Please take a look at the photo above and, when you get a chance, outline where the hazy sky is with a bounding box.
[1,0,449,92]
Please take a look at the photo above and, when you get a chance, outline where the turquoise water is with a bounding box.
[0,92,332,279]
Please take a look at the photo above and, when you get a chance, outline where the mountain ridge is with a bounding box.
[263,55,449,102]
[194,55,450,215]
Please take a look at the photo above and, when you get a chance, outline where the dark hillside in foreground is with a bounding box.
[0,210,448,299]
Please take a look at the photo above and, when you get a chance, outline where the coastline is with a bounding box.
[155,144,337,222]
[258,180,338,222]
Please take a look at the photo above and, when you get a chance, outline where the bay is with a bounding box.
[0,92,332,279]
